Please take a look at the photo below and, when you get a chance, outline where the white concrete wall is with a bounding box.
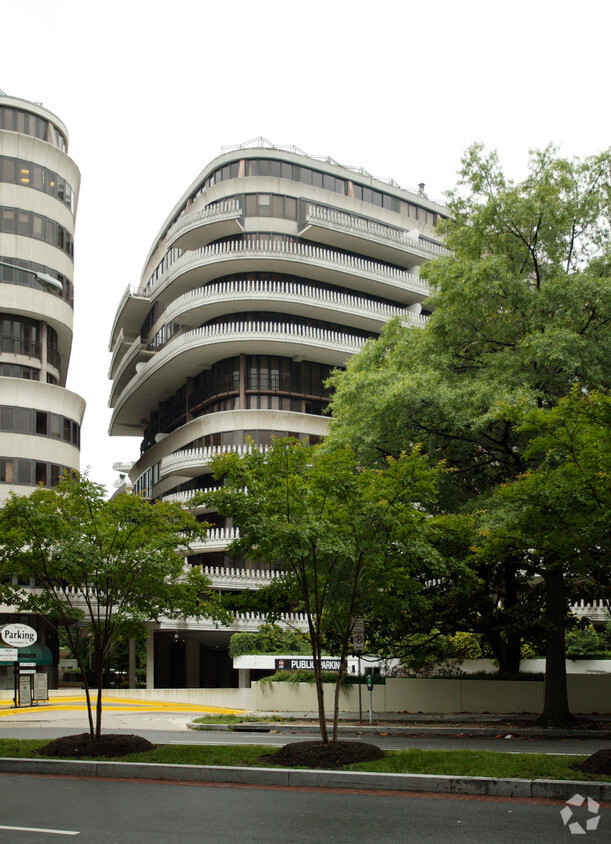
[445,658,611,675]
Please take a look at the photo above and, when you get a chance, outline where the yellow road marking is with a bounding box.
[0,696,245,716]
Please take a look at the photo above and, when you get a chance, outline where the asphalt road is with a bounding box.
[0,721,609,755]
[0,773,598,843]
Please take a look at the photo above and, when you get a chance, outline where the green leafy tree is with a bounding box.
[0,474,227,739]
[228,624,311,657]
[327,145,611,725]
[473,390,610,718]
[200,438,443,743]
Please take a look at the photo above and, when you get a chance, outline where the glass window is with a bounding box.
[372,190,383,207]
[271,195,284,217]
[19,164,30,185]
[281,163,292,180]
[298,167,312,185]
[1,208,16,233]
[312,171,323,188]
[245,194,257,216]
[284,196,297,220]
[0,406,13,430]
[49,415,62,439]
[323,174,335,192]
[1,458,14,483]
[1,158,16,182]
[353,183,363,201]
[36,411,48,435]
[258,194,271,216]
[36,462,47,486]
[17,211,30,236]
[258,160,270,177]
[362,187,373,204]
[32,214,43,239]
[270,161,282,178]
[382,193,394,210]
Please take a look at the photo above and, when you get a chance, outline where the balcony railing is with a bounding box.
[161,443,269,479]
[0,336,42,359]
[166,199,242,245]
[161,487,223,505]
[305,204,451,258]
[163,278,426,327]
[148,237,429,298]
[113,320,367,418]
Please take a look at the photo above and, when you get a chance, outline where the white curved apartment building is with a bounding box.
[0,93,85,690]
[0,94,85,502]
[109,140,447,687]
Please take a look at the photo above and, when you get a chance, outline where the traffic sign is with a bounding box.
[353,617,365,634]
[353,632,365,651]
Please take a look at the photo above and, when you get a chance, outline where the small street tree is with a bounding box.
[0,474,226,739]
[201,438,443,743]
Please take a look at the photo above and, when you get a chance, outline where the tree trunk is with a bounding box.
[540,565,573,727]
[332,655,347,743]
[311,637,328,744]
[486,629,522,673]
[95,660,104,739]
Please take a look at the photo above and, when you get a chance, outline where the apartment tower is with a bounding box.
[108,139,447,687]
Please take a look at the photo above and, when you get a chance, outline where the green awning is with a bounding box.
[17,644,53,665]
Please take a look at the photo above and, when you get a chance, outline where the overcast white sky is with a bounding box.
[2,0,609,494]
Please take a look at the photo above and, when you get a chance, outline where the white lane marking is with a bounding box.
[0,826,80,836]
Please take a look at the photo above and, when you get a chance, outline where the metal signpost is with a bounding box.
[352,617,365,722]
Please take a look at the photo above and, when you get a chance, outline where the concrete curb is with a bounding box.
[1,757,609,801]
[188,722,611,740]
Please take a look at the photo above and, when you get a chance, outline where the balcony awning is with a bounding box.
[0,644,54,666]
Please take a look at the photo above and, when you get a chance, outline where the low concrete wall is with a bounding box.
[252,676,610,715]
[2,675,608,714]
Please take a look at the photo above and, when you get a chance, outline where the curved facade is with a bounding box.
[109,141,447,687]
[0,94,85,503]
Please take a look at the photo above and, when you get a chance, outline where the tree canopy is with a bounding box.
[326,144,611,725]
[201,438,444,742]
[0,474,226,737]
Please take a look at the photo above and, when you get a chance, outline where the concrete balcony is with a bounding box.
[200,565,283,591]
[155,611,309,633]
[300,204,451,269]
[109,285,151,351]
[149,238,429,306]
[109,327,141,380]
[166,200,243,251]
[109,322,366,434]
[187,526,240,553]
[161,487,222,513]
[108,336,157,405]
[570,600,610,624]
[160,443,267,480]
[163,278,426,334]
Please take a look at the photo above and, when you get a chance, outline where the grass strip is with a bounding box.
[0,739,607,781]
[192,714,294,725]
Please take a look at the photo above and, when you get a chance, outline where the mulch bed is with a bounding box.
[262,740,385,769]
[571,749,611,777]
[39,733,155,759]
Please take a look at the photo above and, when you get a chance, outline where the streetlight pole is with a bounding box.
[0,260,63,295]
